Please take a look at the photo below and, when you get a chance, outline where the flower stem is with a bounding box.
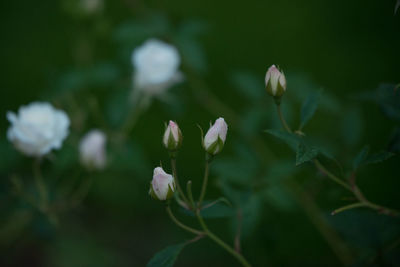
[196,210,252,267]
[198,154,211,208]
[170,157,190,207]
[121,94,147,137]
[313,159,352,192]
[331,202,367,215]
[166,205,203,235]
[186,181,196,209]
[33,159,48,212]
[276,104,292,133]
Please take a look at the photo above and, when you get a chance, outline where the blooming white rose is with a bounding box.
[204,117,228,155]
[149,167,175,201]
[163,120,182,150]
[7,102,70,157]
[79,130,107,170]
[265,65,286,97]
[132,39,182,95]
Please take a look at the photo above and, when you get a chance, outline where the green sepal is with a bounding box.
[197,124,205,147]
[166,184,175,200]
[149,182,160,201]
[166,129,182,151]
[206,136,225,155]
[266,77,285,98]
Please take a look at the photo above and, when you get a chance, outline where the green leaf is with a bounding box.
[147,243,186,267]
[376,84,400,122]
[300,90,322,129]
[265,129,300,151]
[296,142,319,165]
[364,151,395,165]
[353,145,370,170]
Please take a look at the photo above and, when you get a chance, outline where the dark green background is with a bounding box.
[1,0,399,266]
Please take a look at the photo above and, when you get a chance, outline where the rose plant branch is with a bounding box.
[149,118,252,267]
[183,63,355,264]
[266,64,400,217]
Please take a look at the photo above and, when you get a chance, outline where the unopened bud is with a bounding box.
[203,118,228,155]
[163,121,182,151]
[149,167,175,201]
[265,65,286,100]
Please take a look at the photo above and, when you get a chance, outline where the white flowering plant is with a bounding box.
[1,3,400,267]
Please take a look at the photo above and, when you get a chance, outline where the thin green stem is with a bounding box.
[276,104,292,133]
[314,159,352,192]
[166,205,203,235]
[364,201,400,217]
[198,155,210,208]
[121,94,147,137]
[331,202,367,215]
[33,159,48,212]
[171,158,190,207]
[196,210,252,267]
[69,173,94,208]
[186,181,196,209]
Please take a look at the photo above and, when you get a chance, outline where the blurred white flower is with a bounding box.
[7,102,70,157]
[149,167,175,201]
[204,117,228,155]
[79,130,107,170]
[265,65,286,97]
[163,120,182,150]
[80,0,103,15]
[132,39,182,95]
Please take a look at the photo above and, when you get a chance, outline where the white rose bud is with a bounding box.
[79,130,107,170]
[7,102,70,157]
[163,120,183,151]
[203,117,228,155]
[149,167,175,201]
[265,65,287,99]
[132,39,182,95]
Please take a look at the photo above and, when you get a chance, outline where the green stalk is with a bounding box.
[166,205,203,235]
[186,181,196,209]
[331,202,367,215]
[33,159,48,212]
[276,104,292,133]
[313,159,352,192]
[196,210,252,267]
[171,157,190,207]
[198,154,211,208]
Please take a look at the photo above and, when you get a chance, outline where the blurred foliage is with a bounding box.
[1,0,400,266]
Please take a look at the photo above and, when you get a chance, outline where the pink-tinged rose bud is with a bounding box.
[203,117,228,155]
[149,167,175,201]
[79,130,107,170]
[265,65,286,98]
[163,120,183,150]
